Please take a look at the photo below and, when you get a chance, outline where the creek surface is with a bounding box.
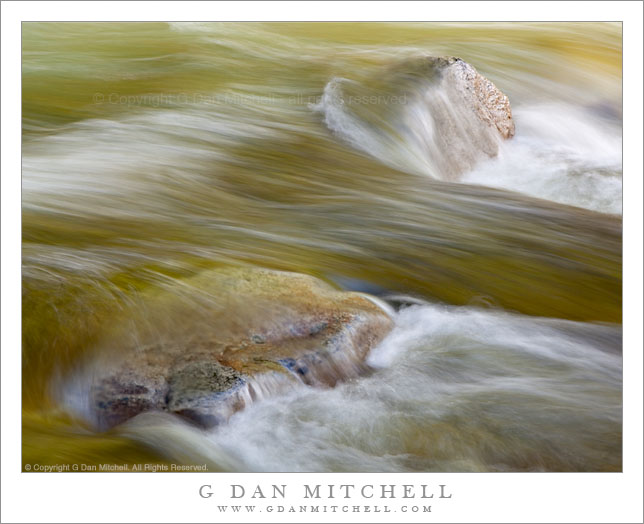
[22,22,622,472]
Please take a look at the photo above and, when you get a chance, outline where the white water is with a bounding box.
[463,104,622,214]
[312,77,443,179]
[118,303,621,472]
[21,106,297,219]
[22,22,622,473]
[24,96,622,221]
[316,81,622,214]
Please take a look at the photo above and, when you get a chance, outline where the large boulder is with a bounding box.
[89,267,394,429]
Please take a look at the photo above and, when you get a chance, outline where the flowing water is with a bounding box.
[21,22,622,472]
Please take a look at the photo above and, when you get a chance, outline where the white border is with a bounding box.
[2,2,642,523]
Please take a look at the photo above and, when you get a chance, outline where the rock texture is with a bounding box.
[90,267,394,429]
[412,56,514,179]
[381,55,515,179]
[442,57,514,140]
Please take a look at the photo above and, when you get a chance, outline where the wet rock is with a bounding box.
[89,267,394,429]
[166,360,246,427]
[331,55,515,180]
[400,56,515,179]
[442,57,515,140]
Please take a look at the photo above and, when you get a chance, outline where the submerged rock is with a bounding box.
[90,267,394,429]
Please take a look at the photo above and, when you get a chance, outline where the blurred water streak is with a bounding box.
[22,22,622,471]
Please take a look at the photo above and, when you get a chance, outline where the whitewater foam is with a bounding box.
[316,74,621,214]
[111,303,621,472]
[462,103,622,214]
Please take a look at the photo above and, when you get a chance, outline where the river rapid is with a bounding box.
[22,22,622,472]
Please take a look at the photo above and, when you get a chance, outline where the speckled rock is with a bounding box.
[442,57,514,139]
[89,267,394,429]
[415,56,514,178]
[385,56,515,179]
